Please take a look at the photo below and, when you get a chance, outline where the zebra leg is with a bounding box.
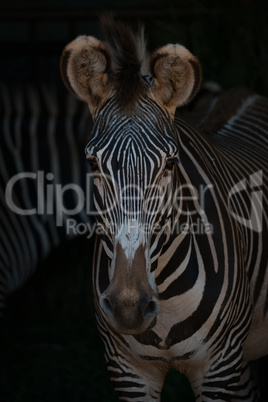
[106,356,166,401]
[188,355,259,401]
[231,362,260,402]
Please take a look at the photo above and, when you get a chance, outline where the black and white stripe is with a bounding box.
[0,81,92,313]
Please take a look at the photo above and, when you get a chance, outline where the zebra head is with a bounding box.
[61,17,202,335]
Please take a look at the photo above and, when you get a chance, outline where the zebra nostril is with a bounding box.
[143,298,159,319]
[100,296,114,316]
[100,292,159,325]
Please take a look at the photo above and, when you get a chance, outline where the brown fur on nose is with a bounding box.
[100,243,159,334]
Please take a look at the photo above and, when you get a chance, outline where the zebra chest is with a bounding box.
[120,276,230,362]
[119,305,210,375]
[131,298,207,346]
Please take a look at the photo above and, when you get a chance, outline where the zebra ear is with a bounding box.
[60,36,113,113]
[149,44,202,114]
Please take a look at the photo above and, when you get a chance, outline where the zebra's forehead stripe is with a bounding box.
[86,98,178,159]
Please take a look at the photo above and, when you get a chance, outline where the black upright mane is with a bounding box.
[100,15,148,110]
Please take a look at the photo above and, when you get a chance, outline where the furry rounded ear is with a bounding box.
[60,36,113,114]
[149,44,202,114]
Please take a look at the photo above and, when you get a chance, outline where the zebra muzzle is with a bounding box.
[99,243,159,335]
[100,289,159,335]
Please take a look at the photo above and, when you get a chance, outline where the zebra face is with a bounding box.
[61,18,202,335]
[85,99,179,334]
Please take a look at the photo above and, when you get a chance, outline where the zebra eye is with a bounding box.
[165,156,178,171]
[87,156,99,172]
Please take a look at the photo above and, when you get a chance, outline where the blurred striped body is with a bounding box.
[0,82,91,312]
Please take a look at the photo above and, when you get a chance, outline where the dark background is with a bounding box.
[1,0,268,93]
[0,1,268,401]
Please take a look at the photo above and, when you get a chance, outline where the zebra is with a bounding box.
[61,16,268,401]
[0,81,93,316]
